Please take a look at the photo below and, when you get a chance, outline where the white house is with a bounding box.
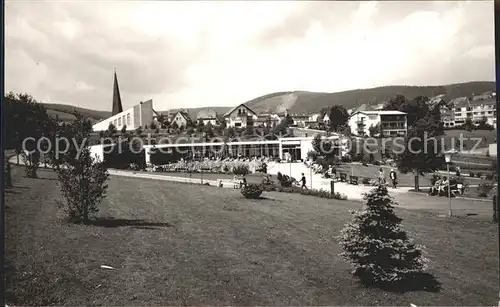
[323,114,330,125]
[308,113,321,122]
[171,111,190,128]
[196,108,218,126]
[92,99,154,131]
[348,110,407,137]
[223,103,258,128]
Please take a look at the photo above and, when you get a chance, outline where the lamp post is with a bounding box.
[310,166,313,190]
[444,151,455,217]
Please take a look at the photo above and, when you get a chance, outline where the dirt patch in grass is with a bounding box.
[5,166,498,305]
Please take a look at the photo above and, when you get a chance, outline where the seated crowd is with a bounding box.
[428,175,465,196]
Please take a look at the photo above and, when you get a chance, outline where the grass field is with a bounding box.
[5,166,498,305]
[443,129,497,149]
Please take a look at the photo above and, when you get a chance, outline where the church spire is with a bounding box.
[112,70,123,115]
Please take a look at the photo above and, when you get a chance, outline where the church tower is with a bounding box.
[112,70,123,115]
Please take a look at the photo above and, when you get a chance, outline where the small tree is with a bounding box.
[338,185,428,284]
[368,123,380,138]
[464,118,474,132]
[55,113,109,223]
[135,126,143,136]
[396,117,444,191]
[22,151,40,178]
[328,105,349,132]
[121,125,127,134]
[107,123,117,137]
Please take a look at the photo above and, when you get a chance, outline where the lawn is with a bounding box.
[444,129,497,149]
[5,166,498,305]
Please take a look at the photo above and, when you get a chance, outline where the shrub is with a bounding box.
[233,164,250,176]
[373,161,381,166]
[338,185,428,284]
[241,184,263,199]
[469,172,475,178]
[256,162,267,173]
[307,150,319,161]
[222,165,230,173]
[362,178,371,185]
[477,181,494,198]
[485,173,494,181]
[277,173,295,187]
[55,115,110,223]
[476,172,483,178]
[128,163,141,171]
[353,153,364,162]
[341,155,352,163]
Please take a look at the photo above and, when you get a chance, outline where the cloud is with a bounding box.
[5,1,494,111]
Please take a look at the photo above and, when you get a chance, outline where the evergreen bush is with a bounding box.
[338,185,428,284]
[241,184,263,199]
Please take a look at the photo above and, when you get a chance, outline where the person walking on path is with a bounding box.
[300,173,308,190]
[378,168,386,185]
[389,168,398,188]
[455,165,461,177]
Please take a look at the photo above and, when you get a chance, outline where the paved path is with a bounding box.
[266,162,493,219]
[267,162,413,200]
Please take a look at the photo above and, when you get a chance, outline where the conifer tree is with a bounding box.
[338,185,428,284]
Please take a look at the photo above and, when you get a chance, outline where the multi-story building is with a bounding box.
[451,92,496,128]
[450,97,471,126]
[470,92,496,128]
[429,94,455,128]
[223,103,258,128]
[348,110,407,137]
[92,99,154,131]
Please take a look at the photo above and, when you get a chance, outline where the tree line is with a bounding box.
[4,92,109,223]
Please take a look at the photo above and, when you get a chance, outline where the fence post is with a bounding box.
[330,180,335,195]
[493,194,498,223]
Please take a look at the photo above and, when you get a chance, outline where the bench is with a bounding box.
[429,183,466,197]
[217,179,242,189]
[339,172,347,182]
[349,175,359,185]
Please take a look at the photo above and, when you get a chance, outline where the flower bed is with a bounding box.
[145,160,267,174]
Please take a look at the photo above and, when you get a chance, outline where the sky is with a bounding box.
[5,1,495,111]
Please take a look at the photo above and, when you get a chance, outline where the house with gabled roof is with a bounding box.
[223,103,258,128]
[196,108,218,126]
[171,110,191,128]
